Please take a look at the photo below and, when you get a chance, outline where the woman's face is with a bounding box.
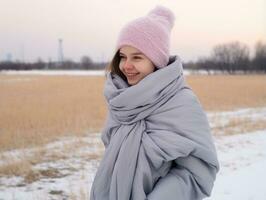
[119,45,156,86]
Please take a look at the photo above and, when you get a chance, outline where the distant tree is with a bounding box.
[197,56,216,75]
[62,59,77,70]
[80,56,93,69]
[35,57,45,70]
[253,41,266,72]
[210,41,250,73]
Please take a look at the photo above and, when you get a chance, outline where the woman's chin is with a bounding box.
[127,78,140,86]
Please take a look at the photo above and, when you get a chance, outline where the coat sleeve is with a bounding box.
[146,155,218,200]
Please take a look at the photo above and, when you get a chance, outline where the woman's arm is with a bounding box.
[146,155,218,200]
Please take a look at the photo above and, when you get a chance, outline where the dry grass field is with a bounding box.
[189,74,266,111]
[0,74,266,151]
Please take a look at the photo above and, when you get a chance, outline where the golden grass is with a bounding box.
[186,74,266,111]
[0,157,32,177]
[0,135,103,183]
[212,117,266,136]
[0,75,106,151]
[0,74,266,151]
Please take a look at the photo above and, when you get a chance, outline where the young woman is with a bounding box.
[90,5,219,200]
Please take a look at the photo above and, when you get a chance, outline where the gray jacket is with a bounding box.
[90,55,220,200]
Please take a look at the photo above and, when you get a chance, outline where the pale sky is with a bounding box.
[0,0,265,63]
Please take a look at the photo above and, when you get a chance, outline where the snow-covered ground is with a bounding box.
[206,130,266,200]
[0,134,103,200]
[0,69,221,76]
[0,107,266,200]
[0,70,105,76]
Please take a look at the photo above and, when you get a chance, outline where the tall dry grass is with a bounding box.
[0,74,266,151]
[0,75,106,151]
[187,74,266,111]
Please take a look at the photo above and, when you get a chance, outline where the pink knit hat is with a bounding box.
[115,5,175,68]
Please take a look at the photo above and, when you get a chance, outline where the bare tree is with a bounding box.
[253,41,266,72]
[210,41,250,73]
[80,56,93,69]
[197,56,216,75]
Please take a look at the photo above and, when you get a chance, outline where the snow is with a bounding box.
[206,130,266,200]
[207,107,266,135]
[0,134,103,200]
[0,107,266,199]
[0,70,105,76]
[0,69,207,76]
[210,159,266,200]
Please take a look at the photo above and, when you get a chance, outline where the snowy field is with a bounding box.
[0,69,265,199]
[0,106,265,200]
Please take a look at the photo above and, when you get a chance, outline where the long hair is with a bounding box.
[105,50,127,82]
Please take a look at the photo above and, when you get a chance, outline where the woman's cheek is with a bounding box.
[119,61,124,71]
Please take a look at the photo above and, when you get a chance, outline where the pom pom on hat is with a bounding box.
[115,5,176,68]
[147,5,175,29]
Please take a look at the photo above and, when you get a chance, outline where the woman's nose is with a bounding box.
[123,59,134,70]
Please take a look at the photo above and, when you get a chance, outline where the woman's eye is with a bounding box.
[119,55,142,60]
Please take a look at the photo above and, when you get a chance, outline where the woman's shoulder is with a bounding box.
[151,86,204,116]
[172,86,201,106]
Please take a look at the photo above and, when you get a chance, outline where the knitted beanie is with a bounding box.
[115,5,175,68]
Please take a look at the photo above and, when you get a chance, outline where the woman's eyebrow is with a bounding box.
[119,52,143,56]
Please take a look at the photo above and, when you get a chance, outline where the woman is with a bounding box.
[90,5,219,200]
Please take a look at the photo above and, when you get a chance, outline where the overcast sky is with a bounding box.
[0,0,265,63]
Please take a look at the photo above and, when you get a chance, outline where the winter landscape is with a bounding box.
[1,0,265,199]
[0,70,266,200]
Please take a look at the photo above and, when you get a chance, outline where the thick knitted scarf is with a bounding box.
[90,55,219,200]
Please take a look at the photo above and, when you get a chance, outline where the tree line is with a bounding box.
[184,41,266,74]
[0,56,107,71]
[1,40,265,74]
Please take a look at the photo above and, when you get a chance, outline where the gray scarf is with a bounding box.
[90,55,219,200]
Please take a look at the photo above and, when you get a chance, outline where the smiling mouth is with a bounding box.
[126,73,139,78]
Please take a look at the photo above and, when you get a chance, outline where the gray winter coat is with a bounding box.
[90,55,219,200]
